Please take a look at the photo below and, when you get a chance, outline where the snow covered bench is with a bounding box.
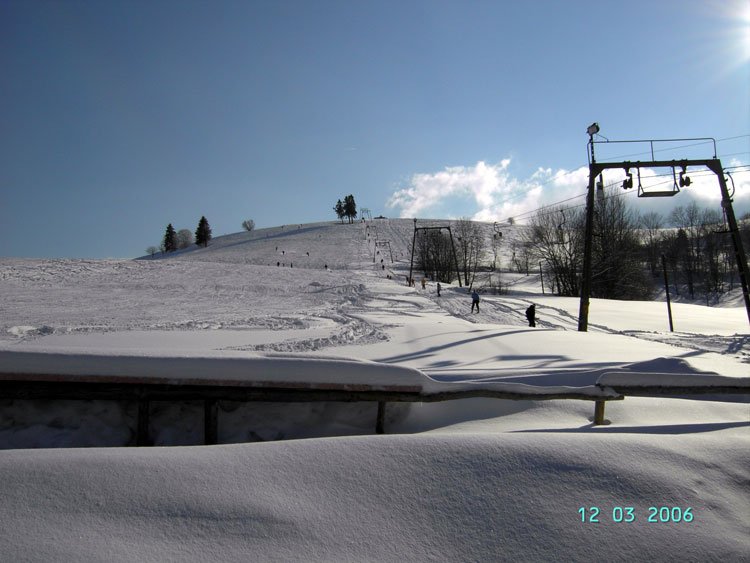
[594,372,750,425]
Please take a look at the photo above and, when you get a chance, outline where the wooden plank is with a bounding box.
[204,400,218,445]
[376,401,386,434]
[603,385,750,396]
[594,400,606,425]
[0,372,422,394]
[137,399,150,447]
[418,389,623,402]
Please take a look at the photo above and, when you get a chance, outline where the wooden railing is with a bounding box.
[1,352,746,446]
[592,372,750,425]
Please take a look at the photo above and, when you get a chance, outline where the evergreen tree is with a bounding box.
[343,194,357,224]
[333,199,345,223]
[195,216,212,248]
[163,224,177,253]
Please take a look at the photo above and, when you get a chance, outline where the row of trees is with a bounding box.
[333,195,357,223]
[644,204,748,301]
[411,196,746,304]
[523,192,747,302]
[147,216,212,256]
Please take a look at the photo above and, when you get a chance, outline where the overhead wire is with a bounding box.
[504,151,749,224]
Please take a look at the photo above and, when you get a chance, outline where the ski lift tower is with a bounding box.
[578,124,750,331]
[408,219,463,287]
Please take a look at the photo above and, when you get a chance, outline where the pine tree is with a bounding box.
[343,194,357,224]
[333,199,345,223]
[195,216,212,248]
[163,224,177,253]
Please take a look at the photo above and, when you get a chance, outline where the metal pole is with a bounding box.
[408,221,417,286]
[711,162,750,324]
[662,254,674,332]
[578,166,597,331]
[447,227,463,288]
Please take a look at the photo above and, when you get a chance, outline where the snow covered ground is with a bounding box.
[0,218,748,561]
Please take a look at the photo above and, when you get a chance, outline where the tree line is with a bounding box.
[409,194,748,304]
[522,189,749,303]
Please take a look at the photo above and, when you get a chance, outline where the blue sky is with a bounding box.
[1,0,748,258]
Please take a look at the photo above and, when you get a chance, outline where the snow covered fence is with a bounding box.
[0,350,427,444]
[3,351,745,444]
[0,350,629,445]
[594,372,750,424]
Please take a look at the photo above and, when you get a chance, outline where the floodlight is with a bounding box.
[587,123,600,136]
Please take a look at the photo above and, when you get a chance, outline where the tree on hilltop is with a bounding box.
[195,216,212,247]
[176,229,193,249]
[242,219,255,231]
[163,224,177,253]
[343,194,357,224]
[333,199,345,223]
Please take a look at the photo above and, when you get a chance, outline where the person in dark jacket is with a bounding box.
[471,290,480,313]
[526,304,536,327]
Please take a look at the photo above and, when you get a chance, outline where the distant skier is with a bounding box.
[471,290,480,313]
[421,279,426,290]
[526,304,536,327]
[437,282,441,297]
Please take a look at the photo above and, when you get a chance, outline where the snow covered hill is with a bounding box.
[0,218,748,561]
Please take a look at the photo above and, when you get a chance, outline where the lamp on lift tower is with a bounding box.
[587,122,600,136]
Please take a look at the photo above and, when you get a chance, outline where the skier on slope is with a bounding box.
[471,290,480,313]
[526,304,536,327]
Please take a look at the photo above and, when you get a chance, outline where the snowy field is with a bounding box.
[0,218,748,561]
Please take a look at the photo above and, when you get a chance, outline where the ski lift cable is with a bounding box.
[522,164,750,223]
[504,159,749,225]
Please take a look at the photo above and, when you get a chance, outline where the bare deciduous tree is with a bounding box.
[415,228,457,284]
[525,206,584,296]
[454,218,485,287]
[176,229,193,250]
[640,211,664,278]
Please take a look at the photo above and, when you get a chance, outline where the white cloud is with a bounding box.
[387,159,750,224]
[387,160,591,223]
[386,160,512,218]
